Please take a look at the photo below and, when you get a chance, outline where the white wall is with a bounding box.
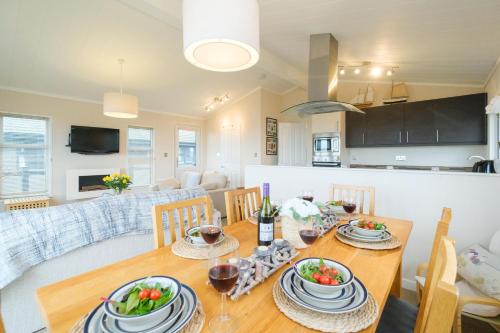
[282,82,488,167]
[485,58,500,159]
[0,90,205,204]
[245,165,500,289]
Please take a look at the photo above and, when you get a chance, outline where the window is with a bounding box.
[177,128,198,167]
[127,127,153,186]
[0,113,50,198]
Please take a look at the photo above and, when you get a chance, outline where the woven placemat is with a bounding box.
[172,235,240,259]
[335,232,401,250]
[70,302,205,333]
[273,281,378,333]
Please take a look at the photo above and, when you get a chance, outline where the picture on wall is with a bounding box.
[266,117,278,137]
[266,136,277,155]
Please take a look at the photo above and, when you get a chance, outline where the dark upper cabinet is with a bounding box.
[345,93,487,148]
[404,100,437,145]
[365,104,404,146]
[345,111,366,147]
[433,93,487,144]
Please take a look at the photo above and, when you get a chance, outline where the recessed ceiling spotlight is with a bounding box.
[339,67,345,75]
[354,68,360,75]
[371,67,382,77]
[386,69,393,76]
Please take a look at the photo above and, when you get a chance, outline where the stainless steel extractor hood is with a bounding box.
[282,34,364,116]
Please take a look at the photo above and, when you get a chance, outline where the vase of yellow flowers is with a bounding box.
[102,174,132,195]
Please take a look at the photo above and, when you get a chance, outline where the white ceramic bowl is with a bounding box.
[349,219,386,237]
[104,276,181,330]
[293,258,353,298]
[186,226,205,244]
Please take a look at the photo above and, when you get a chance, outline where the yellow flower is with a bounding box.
[112,173,119,178]
[122,179,127,184]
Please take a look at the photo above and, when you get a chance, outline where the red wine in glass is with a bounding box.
[343,203,357,214]
[302,196,314,202]
[209,264,240,293]
[299,229,319,245]
[200,226,222,244]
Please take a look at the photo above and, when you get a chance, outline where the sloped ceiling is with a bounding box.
[0,0,499,117]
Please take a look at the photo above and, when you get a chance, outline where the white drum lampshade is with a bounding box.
[183,0,260,72]
[103,92,138,119]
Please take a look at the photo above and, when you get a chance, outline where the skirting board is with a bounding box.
[402,277,417,291]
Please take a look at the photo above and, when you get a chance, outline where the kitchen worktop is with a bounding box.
[349,164,473,173]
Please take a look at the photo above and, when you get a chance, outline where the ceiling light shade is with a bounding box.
[354,68,360,75]
[183,0,260,72]
[103,93,138,118]
[486,95,500,114]
[371,67,382,76]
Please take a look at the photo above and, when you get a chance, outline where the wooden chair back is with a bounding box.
[415,237,459,333]
[331,184,375,215]
[151,196,213,248]
[426,208,452,279]
[225,187,262,225]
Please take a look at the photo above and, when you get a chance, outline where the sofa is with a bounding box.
[0,187,209,333]
[151,170,232,217]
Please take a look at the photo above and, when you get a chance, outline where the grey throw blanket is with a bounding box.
[0,187,207,288]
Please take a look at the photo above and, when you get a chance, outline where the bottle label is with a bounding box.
[259,223,274,241]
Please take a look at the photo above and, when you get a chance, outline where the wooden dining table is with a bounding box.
[37,215,412,333]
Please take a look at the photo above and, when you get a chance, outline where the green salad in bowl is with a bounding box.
[114,281,174,316]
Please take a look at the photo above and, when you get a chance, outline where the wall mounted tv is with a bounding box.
[69,126,119,154]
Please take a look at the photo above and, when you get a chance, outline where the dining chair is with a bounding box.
[453,286,500,333]
[151,195,213,248]
[224,187,262,225]
[377,236,459,333]
[415,207,452,302]
[330,184,375,215]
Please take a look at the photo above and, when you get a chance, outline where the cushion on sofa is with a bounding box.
[157,178,181,190]
[181,171,202,188]
[201,171,227,189]
[456,280,500,317]
[489,229,500,256]
[200,182,218,191]
[457,244,500,301]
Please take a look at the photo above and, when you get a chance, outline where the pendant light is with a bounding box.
[183,0,260,72]
[103,59,138,118]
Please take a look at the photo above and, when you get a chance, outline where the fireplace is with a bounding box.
[66,168,120,200]
[79,175,108,192]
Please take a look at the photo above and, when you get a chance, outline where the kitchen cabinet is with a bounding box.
[433,93,487,144]
[365,104,404,146]
[345,111,366,147]
[404,100,436,145]
[346,93,487,148]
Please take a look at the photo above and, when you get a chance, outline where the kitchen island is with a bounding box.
[245,164,500,290]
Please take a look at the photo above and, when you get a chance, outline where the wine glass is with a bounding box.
[300,190,314,202]
[200,224,222,260]
[342,196,357,221]
[208,251,240,333]
[298,218,320,258]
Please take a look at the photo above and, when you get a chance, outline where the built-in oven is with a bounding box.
[312,132,341,167]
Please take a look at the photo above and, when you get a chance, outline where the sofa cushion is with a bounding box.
[201,171,227,189]
[157,178,181,190]
[456,280,500,317]
[457,244,500,301]
[181,171,202,188]
[489,229,500,256]
[200,182,218,191]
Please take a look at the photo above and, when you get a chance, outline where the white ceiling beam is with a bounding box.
[118,0,306,88]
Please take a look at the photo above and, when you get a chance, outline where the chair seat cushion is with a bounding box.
[376,296,418,333]
[457,280,500,317]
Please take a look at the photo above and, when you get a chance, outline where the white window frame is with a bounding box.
[127,126,154,187]
[0,112,52,199]
[175,125,201,177]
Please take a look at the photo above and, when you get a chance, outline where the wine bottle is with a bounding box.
[258,183,274,246]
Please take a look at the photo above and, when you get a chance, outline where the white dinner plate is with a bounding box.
[337,224,392,243]
[290,273,356,302]
[279,267,368,314]
[84,284,197,333]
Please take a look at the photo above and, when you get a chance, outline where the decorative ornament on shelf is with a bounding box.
[183,0,260,72]
[102,174,132,195]
[103,59,139,119]
[279,198,322,249]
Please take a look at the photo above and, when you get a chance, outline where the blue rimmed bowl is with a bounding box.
[103,276,181,330]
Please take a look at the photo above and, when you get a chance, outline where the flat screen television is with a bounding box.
[70,126,119,154]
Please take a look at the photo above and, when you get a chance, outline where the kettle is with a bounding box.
[469,156,496,173]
